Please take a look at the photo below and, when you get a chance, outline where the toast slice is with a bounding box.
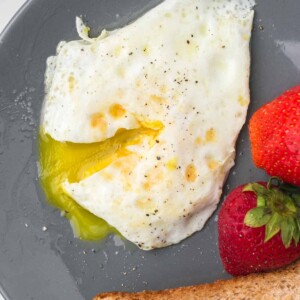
[94,260,300,300]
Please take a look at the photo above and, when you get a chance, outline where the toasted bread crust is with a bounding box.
[94,260,300,300]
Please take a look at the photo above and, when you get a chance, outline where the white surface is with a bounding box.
[0,0,27,34]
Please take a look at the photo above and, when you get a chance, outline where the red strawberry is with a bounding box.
[218,180,300,276]
[249,86,300,186]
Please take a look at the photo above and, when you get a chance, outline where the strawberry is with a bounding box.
[249,86,300,186]
[218,179,300,276]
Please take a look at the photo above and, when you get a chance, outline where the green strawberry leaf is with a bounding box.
[242,179,300,248]
[280,217,295,248]
[291,194,300,207]
[243,183,255,192]
[257,196,266,207]
[268,189,284,209]
[295,218,300,246]
[268,191,297,216]
[296,218,300,232]
[244,207,271,228]
[265,213,282,242]
[283,195,297,215]
[292,225,300,246]
[251,183,269,196]
[243,183,268,207]
[243,183,268,195]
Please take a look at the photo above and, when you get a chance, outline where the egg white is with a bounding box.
[42,0,254,250]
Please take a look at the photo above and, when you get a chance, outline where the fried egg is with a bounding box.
[40,0,255,250]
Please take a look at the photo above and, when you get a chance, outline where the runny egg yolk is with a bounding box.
[39,125,163,240]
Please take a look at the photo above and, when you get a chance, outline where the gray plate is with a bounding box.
[0,0,299,299]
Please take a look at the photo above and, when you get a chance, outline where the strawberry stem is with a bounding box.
[268,177,300,194]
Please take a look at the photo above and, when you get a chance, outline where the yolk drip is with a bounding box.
[39,125,163,240]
